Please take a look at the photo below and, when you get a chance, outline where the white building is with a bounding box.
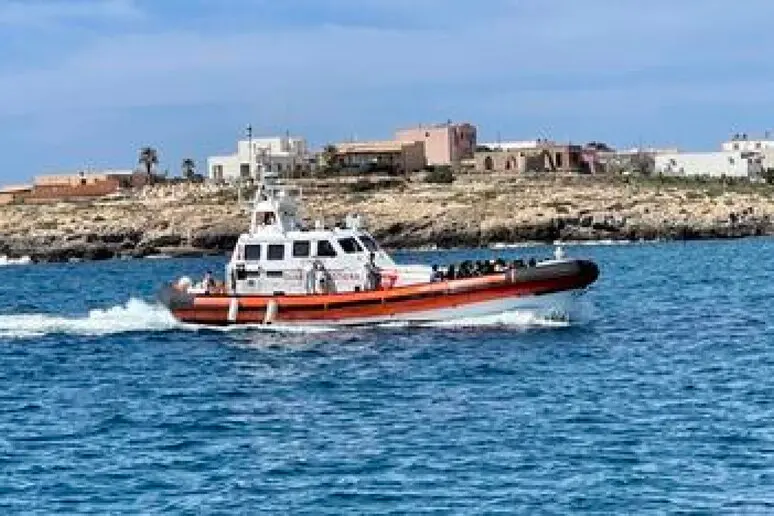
[655,151,762,178]
[207,136,310,183]
[614,147,680,156]
[721,135,774,153]
[480,140,551,151]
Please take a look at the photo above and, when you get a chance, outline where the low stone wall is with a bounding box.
[25,179,120,201]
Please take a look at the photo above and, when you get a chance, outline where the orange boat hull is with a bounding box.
[159,260,599,326]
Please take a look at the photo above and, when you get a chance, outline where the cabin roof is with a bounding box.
[238,228,369,243]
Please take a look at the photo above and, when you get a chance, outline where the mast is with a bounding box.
[238,124,253,207]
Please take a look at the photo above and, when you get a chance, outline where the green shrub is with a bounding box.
[423,166,455,184]
[348,177,403,193]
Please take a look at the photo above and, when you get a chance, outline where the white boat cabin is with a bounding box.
[222,181,431,296]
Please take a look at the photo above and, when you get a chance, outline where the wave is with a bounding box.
[423,309,572,329]
[488,242,545,249]
[489,239,650,250]
[0,298,181,339]
[0,299,339,340]
[553,239,640,247]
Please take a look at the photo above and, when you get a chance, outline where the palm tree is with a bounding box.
[138,146,159,184]
[181,158,196,181]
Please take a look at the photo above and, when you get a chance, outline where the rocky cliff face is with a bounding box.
[1,174,773,262]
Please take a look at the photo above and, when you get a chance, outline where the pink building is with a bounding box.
[395,122,477,166]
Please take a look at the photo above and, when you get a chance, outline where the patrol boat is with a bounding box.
[158,167,599,326]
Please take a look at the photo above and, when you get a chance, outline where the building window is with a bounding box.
[425,131,430,138]
[729,157,735,164]
[484,156,494,171]
[316,240,337,258]
[292,240,310,258]
[556,153,563,168]
[267,244,285,260]
[244,244,261,261]
[240,163,250,178]
[733,143,740,150]
[338,237,363,254]
[756,142,762,149]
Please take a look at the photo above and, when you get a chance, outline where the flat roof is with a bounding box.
[335,141,410,153]
[0,184,33,193]
[396,122,474,131]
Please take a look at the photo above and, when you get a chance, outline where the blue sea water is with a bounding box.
[1,239,773,514]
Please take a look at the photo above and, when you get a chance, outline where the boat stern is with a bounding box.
[157,283,196,311]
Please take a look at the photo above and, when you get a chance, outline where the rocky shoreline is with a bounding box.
[1,174,773,263]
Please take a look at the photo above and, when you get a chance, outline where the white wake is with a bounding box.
[0,298,181,339]
[0,299,582,340]
[0,299,340,339]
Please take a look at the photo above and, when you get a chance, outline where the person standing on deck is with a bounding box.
[365,252,381,290]
[303,261,315,294]
[202,270,216,293]
[313,261,330,294]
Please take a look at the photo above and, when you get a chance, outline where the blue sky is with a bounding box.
[1,0,773,181]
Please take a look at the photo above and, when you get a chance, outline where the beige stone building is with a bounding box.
[475,141,584,174]
[395,122,476,166]
[331,140,426,175]
[0,185,33,205]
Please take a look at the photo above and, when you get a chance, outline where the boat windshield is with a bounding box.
[358,234,378,253]
[338,237,363,254]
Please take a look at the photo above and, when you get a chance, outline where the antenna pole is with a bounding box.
[247,124,253,180]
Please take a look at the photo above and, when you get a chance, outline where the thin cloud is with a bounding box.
[1,0,774,180]
[0,0,142,26]
[1,0,771,117]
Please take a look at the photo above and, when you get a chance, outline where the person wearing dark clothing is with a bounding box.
[203,270,216,293]
[365,252,381,290]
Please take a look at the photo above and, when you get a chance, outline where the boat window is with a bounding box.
[293,240,311,258]
[316,240,337,258]
[359,234,378,252]
[338,237,363,254]
[267,244,285,260]
[244,244,262,261]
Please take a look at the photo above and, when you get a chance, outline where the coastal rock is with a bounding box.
[190,231,241,251]
[1,176,774,261]
[140,233,184,248]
